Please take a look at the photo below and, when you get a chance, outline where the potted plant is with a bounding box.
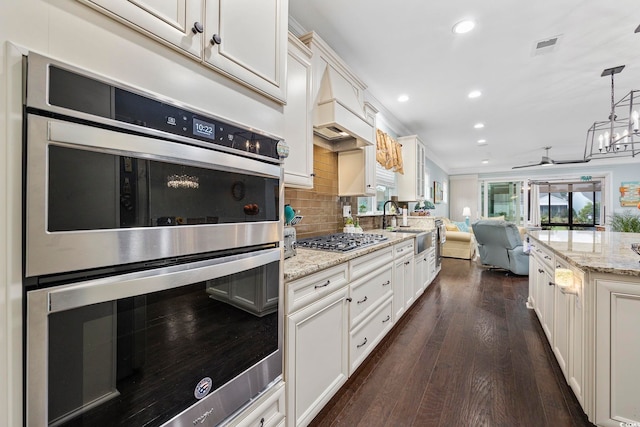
[608,210,640,232]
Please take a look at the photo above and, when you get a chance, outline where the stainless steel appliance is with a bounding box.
[296,233,388,252]
[23,52,285,427]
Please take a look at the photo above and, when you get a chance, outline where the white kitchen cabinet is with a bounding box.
[595,276,640,427]
[396,135,427,201]
[337,103,378,196]
[78,0,287,103]
[393,240,415,320]
[530,244,555,343]
[567,267,586,410]
[203,0,287,102]
[348,297,393,375]
[228,381,285,427]
[552,260,571,381]
[283,34,313,188]
[427,247,436,288]
[286,267,349,427]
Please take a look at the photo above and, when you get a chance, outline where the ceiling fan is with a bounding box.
[512,146,590,169]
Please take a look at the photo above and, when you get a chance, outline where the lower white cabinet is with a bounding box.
[393,240,415,321]
[230,381,286,427]
[595,277,640,427]
[349,297,393,375]
[286,286,349,427]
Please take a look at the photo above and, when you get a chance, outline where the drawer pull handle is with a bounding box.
[544,255,552,260]
[346,297,352,302]
[536,249,542,253]
[382,280,391,286]
[382,315,391,323]
[259,417,265,427]
[357,337,368,348]
[404,261,410,266]
[538,268,544,274]
[357,296,368,304]
[314,280,330,289]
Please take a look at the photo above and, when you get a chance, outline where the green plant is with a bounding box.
[608,210,640,232]
[344,217,354,225]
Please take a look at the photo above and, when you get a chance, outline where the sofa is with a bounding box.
[442,218,476,260]
[472,219,529,275]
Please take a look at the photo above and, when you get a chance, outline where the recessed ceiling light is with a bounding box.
[453,20,476,34]
[468,90,482,99]
[474,123,485,129]
[398,94,409,102]
[477,139,486,144]
[481,159,489,164]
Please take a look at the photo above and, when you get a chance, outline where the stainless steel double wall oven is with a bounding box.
[23,53,285,427]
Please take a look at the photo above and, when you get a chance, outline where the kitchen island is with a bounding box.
[527,230,640,427]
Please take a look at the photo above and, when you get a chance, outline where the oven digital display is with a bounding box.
[193,118,215,140]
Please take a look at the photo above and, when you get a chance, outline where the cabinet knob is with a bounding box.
[210,33,222,45]
[538,268,544,274]
[548,281,555,287]
[192,22,204,34]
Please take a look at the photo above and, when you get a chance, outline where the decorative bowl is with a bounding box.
[632,243,640,262]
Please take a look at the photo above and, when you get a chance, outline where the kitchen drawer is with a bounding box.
[229,381,285,427]
[349,246,393,281]
[349,297,393,375]
[286,264,348,314]
[349,264,393,327]
[394,240,414,259]
[531,242,554,270]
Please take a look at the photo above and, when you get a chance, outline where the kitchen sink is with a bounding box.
[391,228,433,254]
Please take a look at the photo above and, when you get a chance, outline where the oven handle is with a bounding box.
[42,247,281,313]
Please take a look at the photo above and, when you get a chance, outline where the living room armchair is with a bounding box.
[472,220,529,275]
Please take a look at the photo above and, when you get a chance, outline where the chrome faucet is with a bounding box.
[382,200,399,229]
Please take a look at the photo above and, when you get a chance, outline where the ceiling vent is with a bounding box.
[532,34,562,56]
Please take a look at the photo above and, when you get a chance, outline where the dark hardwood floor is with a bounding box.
[310,257,594,427]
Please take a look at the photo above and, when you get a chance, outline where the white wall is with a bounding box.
[1,2,286,426]
[450,175,479,222]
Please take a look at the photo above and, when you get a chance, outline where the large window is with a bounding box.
[480,180,526,225]
[538,181,601,230]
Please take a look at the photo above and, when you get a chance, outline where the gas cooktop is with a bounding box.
[296,232,388,253]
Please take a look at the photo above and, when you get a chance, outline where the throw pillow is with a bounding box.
[481,215,505,221]
[453,221,469,233]
[445,223,459,232]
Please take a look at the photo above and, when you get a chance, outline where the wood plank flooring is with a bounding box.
[310,257,594,427]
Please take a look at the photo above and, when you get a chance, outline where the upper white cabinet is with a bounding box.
[396,135,427,201]
[78,0,287,103]
[337,102,378,196]
[283,34,314,188]
[203,0,286,102]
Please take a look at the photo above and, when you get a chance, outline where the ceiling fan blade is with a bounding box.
[552,158,591,164]
[511,162,543,169]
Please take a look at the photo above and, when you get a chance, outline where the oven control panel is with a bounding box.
[44,65,282,161]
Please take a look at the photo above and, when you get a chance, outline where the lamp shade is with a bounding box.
[462,207,471,217]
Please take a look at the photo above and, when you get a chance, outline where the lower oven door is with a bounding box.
[26,247,282,427]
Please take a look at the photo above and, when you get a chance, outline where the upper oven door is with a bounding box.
[25,114,283,277]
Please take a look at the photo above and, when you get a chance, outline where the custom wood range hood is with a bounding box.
[301,32,376,151]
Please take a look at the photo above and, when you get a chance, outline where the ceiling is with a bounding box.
[288,0,640,175]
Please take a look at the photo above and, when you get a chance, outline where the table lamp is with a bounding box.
[462,207,471,226]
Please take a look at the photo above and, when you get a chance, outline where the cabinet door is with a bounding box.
[286,288,349,427]
[78,0,203,58]
[414,253,425,299]
[403,255,415,309]
[553,280,570,381]
[595,278,640,427]
[337,146,376,196]
[204,0,287,102]
[283,35,313,188]
[568,270,585,410]
[540,268,555,343]
[393,258,406,320]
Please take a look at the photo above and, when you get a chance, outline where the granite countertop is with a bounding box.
[284,230,424,282]
[527,230,640,277]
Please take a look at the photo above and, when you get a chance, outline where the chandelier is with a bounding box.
[166,174,199,189]
[584,65,640,160]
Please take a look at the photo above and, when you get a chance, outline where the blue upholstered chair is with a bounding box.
[472,220,529,275]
